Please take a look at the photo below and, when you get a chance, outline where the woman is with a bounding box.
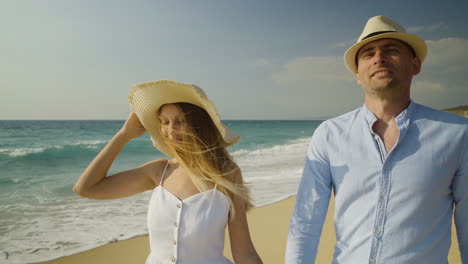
[73,80,262,264]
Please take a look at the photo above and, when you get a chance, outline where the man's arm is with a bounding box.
[454,128,468,263]
[285,123,333,264]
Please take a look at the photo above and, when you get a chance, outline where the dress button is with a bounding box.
[173,239,177,245]
[375,228,380,235]
[174,222,178,227]
[177,203,182,208]
[171,256,176,262]
[370,258,376,263]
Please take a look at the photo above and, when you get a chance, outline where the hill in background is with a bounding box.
[442,105,468,117]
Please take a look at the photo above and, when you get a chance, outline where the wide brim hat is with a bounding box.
[344,15,427,73]
[128,80,240,157]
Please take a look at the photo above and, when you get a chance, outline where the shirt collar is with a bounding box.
[361,100,415,129]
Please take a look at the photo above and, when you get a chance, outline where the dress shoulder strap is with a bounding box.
[159,161,170,185]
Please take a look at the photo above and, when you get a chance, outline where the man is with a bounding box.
[286,15,467,263]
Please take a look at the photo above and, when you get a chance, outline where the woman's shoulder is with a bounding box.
[141,158,169,168]
[139,158,172,180]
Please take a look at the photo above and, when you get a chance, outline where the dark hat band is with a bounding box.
[361,30,397,41]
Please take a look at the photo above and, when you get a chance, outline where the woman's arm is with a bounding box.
[73,112,161,199]
[228,169,263,264]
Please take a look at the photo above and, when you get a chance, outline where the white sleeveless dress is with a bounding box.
[145,162,233,264]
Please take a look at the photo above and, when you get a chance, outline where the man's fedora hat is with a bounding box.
[128,80,240,157]
[344,15,427,73]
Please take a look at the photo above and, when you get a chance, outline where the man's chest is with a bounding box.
[327,130,457,197]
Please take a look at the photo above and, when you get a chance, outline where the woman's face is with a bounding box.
[159,104,186,141]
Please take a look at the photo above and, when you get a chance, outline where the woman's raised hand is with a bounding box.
[119,112,147,141]
[74,112,160,200]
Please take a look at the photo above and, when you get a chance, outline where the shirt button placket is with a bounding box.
[369,162,391,263]
[376,166,390,238]
[374,228,380,236]
[172,202,182,263]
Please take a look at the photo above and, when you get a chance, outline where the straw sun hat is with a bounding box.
[344,15,427,73]
[128,80,240,157]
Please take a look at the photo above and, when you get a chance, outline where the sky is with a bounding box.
[1,0,467,120]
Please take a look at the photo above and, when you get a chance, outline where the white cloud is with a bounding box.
[407,22,448,34]
[254,58,272,67]
[269,56,361,118]
[272,56,354,83]
[412,37,468,108]
[412,81,445,92]
[332,39,357,49]
[424,38,468,70]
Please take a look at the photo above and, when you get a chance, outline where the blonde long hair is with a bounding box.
[159,103,252,218]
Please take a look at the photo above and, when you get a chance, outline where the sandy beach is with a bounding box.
[35,195,462,264]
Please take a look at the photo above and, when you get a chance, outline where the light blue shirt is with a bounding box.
[286,102,467,264]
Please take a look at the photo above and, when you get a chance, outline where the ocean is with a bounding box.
[0,120,321,264]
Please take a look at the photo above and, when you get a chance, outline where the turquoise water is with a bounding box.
[0,120,321,263]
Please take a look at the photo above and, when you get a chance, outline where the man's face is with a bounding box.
[355,38,421,98]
